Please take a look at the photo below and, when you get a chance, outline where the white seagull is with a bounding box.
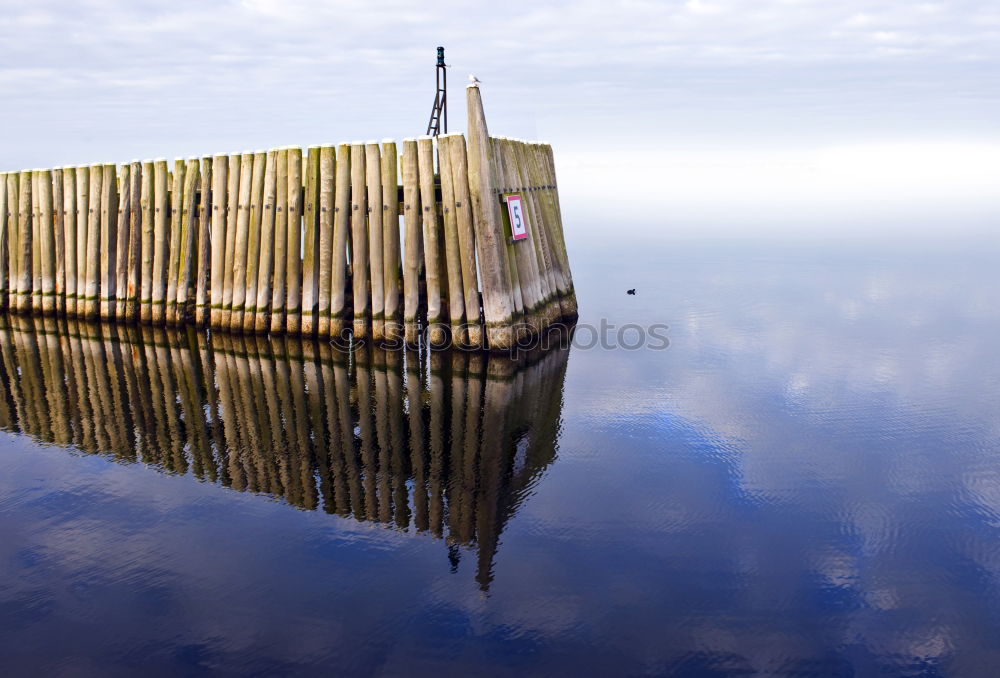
[468,74,481,85]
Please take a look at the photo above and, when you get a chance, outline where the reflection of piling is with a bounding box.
[0,320,571,590]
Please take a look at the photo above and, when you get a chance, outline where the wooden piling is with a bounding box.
[32,171,41,312]
[220,154,242,329]
[83,165,104,320]
[365,142,385,342]
[37,170,56,316]
[446,135,483,347]
[150,160,169,325]
[533,144,576,319]
[123,161,142,322]
[465,85,516,350]
[228,152,254,332]
[5,174,18,312]
[329,143,351,336]
[380,140,402,344]
[209,155,228,329]
[242,151,266,333]
[400,139,421,348]
[300,147,320,336]
[417,136,445,347]
[52,168,65,316]
[97,164,118,320]
[284,148,303,335]
[74,167,89,318]
[269,150,288,335]
[253,150,277,333]
[0,174,8,311]
[165,159,183,325]
[515,141,561,323]
[113,164,131,321]
[317,145,335,337]
[15,171,34,313]
[510,140,557,325]
[496,138,543,334]
[139,162,154,324]
[176,158,200,325]
[350,142,369,339]
[436,135,468,346]
[62,168,76,318]
[195,157,212,327]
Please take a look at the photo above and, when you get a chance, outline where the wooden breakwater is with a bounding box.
[0,86,576,351]
[0,314,570,590]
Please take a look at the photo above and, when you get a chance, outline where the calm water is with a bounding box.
[1,237,999,677]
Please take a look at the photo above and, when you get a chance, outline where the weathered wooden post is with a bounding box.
[380,140,402,344]
[176,158,200,325]
[165,159,183,325]
[52,168,65,316]
[228,152,253,332]
[401,139,421,348]
[31,171,41,312]
[437,135,468,346]
[195,156,212,327]
[284,147,303,335]
[329,142,351,337]
[209,154,228,329]
[299,147,320,335]
[417,136,445,347]
[74,166,89,318]
[465,84,516,350]
[241,151,265,333]
[0,174,8,311]
[350,142,370,339]
[138,161,153,323]
[220,153,242,329]
[151,160,169,325]
[61,168,76,317]
[5,174,18,312]
[317,145,336,338]
[365,141,385,342]
[83,165,102,319]
[269,149,288,335]
[37,169,56,316]
[446,134,483,348]
[252,150,277,333]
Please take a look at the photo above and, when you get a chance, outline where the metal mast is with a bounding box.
[425,46,447,136]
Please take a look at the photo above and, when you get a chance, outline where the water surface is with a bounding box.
[1,237,999,677]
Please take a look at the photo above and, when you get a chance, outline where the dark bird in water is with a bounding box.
[626,289,636,295]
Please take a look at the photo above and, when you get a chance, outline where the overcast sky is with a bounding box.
[1,0,997,235]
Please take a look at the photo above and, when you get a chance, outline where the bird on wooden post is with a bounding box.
[469,74,481,86]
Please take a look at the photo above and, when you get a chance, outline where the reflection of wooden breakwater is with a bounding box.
[0,315,569,589]
[0,86,576,351]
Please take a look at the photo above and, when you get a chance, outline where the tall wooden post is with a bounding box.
[209,154,228,329]
[38,170,56,316]
[284,147,303,335]
[150,159,169,325]
[365,142,385,342]
[269,148,288,335]
[401,139,421,348]
[380,140,402,344]
[329,143,351,337]
[253,150,278,333]
[465,85,515,350]
[350,142,369,338]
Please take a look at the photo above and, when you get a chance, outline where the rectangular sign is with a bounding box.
[505,194,528,241]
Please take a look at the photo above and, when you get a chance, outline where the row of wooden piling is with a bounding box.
[0,87,576,351]
[0,315,569,588]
